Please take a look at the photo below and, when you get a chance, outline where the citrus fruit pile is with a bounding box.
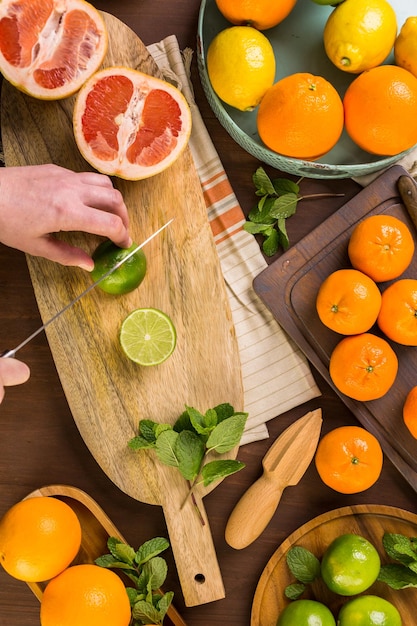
[207,0,417,159]
[316,213,417,403]
[0,496,131,626]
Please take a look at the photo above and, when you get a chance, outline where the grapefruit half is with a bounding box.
[0,0,107,100]
[73,66,192,180]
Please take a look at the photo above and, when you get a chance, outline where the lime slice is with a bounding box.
[120,308,176,366]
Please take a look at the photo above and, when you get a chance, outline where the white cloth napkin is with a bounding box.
[147,36,321,445]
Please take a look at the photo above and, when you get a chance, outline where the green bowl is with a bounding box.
[197,0,415,179]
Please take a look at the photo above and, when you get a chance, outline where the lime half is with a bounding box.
[120,308,176,366]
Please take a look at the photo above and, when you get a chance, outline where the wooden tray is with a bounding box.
[251,504,417,626]
[25,485,186,626]
[1,12,244,606]
[253,165,417,493]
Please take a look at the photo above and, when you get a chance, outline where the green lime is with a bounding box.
[321,534,380,596]
[91,240,146,295]
[338,595,402,626]
[277,599,336,626]
[120,308,176,366]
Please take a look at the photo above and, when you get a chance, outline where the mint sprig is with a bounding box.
[378,533,417,589]
[96,536,173,626]
[284,546,321,599]
[243,167,344,256]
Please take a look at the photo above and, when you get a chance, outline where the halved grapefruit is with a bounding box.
[73,66,192,180]
[0,0,107,100]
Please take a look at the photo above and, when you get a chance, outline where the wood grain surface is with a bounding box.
[1,12,243,606]
[251,504,417,626]
[253,165,417,494]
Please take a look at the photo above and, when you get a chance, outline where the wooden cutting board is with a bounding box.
[253,165,417,494]
[1,12,243,606]
[251,504,417,625]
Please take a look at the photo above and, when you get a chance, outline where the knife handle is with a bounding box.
[225,472,285,550]
[398,175,417,231]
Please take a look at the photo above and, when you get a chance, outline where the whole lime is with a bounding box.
[321,534,380,596]
[91,240,147,295]
[277,599,336,626]
[338,595,402,626]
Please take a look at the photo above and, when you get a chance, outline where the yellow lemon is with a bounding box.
[395,16,417,79]
[323,0,397,74]
[207,26,275,111]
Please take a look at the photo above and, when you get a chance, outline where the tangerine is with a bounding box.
[73,66,192,180]
[215,0,297,30]
[377,279,417,346]
[343,65,417,156]
[316,269,381,335]
[257,73,344,160]
[0,0,107,100]
[403,386,417,439]
[348,214,415,282]
[315,425,383,494]
[329,333,398,401]
[40,563,131,626]
[0,496,81,582]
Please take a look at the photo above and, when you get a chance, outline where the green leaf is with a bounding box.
[135,537,170,567]
[107,537,136,564]
[132,600,162,625]
[253,167,276,196]
[248,197,278,224]
[173,409,193,433]
[206,412,248,454]
[155,430,180,467]
[142,556,168,590]
[213,403,235,423]
[176,430,205,480]
[262,228,280,257]
[377,563,417,589]
[125,586,139,605]
[154,423,173,438]
[269,193,298,220]
[186,405,217,435]
[284,582,306,600]
[286,546,321,584]
[277,218,290,250]
[94,554,135,570]
[382,533,416,564]
[128,435,155,450]
[157,590,174,618]
[201,459,245,486]
[272,177,300,196]
[139,419,158,442]
[243,221,275,235]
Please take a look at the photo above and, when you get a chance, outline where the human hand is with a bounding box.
[0,358,30,404]
[0,164,132,270]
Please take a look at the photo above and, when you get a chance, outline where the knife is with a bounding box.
[225,409,322,550]
[1,219,173,359]
[398,175,417,229]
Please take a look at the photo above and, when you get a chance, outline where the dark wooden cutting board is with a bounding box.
[253,165,417,493]
[0,12,243,606]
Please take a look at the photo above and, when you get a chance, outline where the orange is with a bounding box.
[73,66,192,180]
[91,240,147,295]
[0,496,81,582]
[329,333,398,401]
[0,0,107,100]
[403,386,417,439]
[377,279,417,346]
[257,73,344,160]
[40,563,131,626]
[321,534,380,595]
[343,65,417,156]
[316,269,381,335]
[348,214,415,282]
[315,425,383,493]
[215,0,297,30]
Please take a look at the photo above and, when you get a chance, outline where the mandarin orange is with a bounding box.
[403,386,417,439]
[343,65,417,156]
[377,279,417,346]
[315,426,383,494]
[215,0,297,30]
[257,73,344,160]
[329,333,398,401]
[348,214,415,282]
[316,269,381,335]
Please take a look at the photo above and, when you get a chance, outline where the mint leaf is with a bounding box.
[107,537,136,564]
[135,537,170,567]
[155,429,179,467]
[142,556,168,590]
[128,435,154,450]
[263,228,280,256]
[243,221,274,235]
[139,419,158,442]
[176,430,205,480]
[248,197,278,224]
[284,582,306,600]
[213,403,235,423]
[378,563,417,589]
[253,167,276,196]
[132,600,162,624]
[187,405,217,435]
[277,218,290,250]
[382,533,416,564]
[272,177,300,195]
[286,546,321,584]
[269,193,298,219]
[206,412,248,454]
[200,459,245,486]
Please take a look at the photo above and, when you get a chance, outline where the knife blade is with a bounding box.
[1,219,173,359]
[398,175,417,230]
[225,409,322,549]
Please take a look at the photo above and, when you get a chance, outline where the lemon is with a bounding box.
[91,240,147,295]
[395,17,417,79]
[323,0,397,74]
[206,26,275,111]
[119,308,176,366]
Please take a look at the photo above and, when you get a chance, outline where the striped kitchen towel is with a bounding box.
[148,36,321,445]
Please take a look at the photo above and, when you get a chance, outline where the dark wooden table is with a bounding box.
[1,2,416,625]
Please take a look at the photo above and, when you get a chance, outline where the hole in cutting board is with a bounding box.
[194,573,206,584]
